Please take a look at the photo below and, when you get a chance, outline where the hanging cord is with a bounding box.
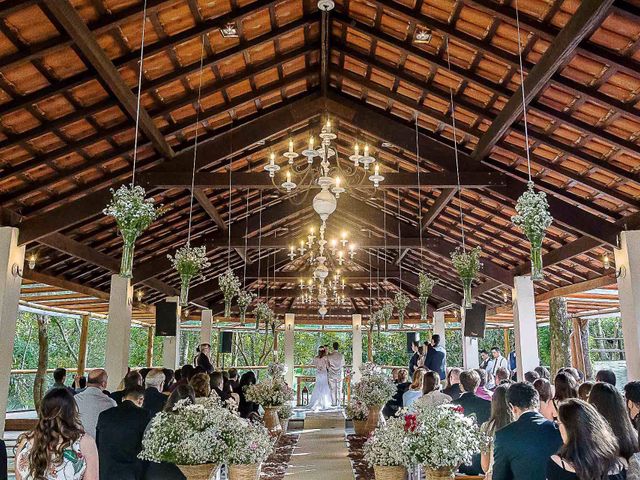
[131,0,149,186]
[515,0,533,183]
[368,231,373,315]
[397,189,402,283]
[256,191,263,298]
[414,113,424,269]
[227,130,233,268]
[186,36,206,246]
[243,188,250,287]
[445,36,467,250]
[383,190,387,299]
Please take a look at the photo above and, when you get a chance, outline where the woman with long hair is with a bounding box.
[189,373,211,402]
[402,369,425,408]
[15,389,98,480]
[413,370,451,409]
[588,382,639,461]
[533,378,556,421]
[553,372,578,419]
[238,371,259,419]
[163,384,196,412]
[546,399,626,480]
[481,384,514,480]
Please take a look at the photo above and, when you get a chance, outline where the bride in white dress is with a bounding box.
[308,346,333,411]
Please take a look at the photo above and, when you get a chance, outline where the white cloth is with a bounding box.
[74,386,116,438]
[309,356,332,411]
[327,350,345,406]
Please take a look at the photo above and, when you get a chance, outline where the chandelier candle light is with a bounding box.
[218,269,241,318]
[394,292,410,328]
[418,273,437,321]
[450,246,483,309]
[168,245,211,307]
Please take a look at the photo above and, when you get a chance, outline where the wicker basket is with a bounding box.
[374,465,408,480]
[352,418,368,436]
[263,406,282,435]
[228,463,260,480]
[424,467,456,480]
[176,463,219,480]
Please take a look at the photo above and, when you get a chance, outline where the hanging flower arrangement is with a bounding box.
[368,310,381,334]
[450,246,483,309]
[512,181,553,281]
[393,292,410,328]
[381,303,393,331]
[253,301,274,331]
[103,184,162,278]
[168,245,211,307]
[218,269,240,318]
[236,290,256,325]
[417,273,437,321]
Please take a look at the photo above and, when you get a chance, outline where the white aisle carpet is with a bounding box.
[286,411,353,479]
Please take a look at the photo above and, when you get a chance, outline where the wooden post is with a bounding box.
[503,328,510,356]
[367,329,373,362]
[550,297,571,375]
[146,326,154,368]
[77,314,90,377]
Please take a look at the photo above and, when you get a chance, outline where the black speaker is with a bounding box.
[155,301,178,336]
[406,332,420,353]
[219,331,233,353]
[464,303,487,338]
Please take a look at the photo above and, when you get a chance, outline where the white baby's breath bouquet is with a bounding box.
[381,302,393,331]
[237,290,256,324]
[345,399,369,421]
[352,364,395,407]
[393,292,410,328]
[220,415,274,465]
[168,244,211,306]
[244,377,294,407]
[253,301,274,332]
[364,415,412,467]
[277,403,293,420]
[218,269,240,317]
[418,273,437,321]
[450,245,483,309]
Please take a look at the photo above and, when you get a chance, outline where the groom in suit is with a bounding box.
[327,342,345,406]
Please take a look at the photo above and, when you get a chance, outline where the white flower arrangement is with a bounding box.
[277,403,293,420]
[267,361,287,379]
[418,273,437,321]
[103,184,163,277]
[219,415,274,465]
[244,377,294,407]
[381,302,393,331]
[364,415,413,467]
[393,292,410,328]
[218,269,241,317]
[352,364,396,407]
[236,290,256,324]
[345,399,369,421]
[512,181,553,281]
[368,310,380,333]
[253,301,274,332]
[168,244,211,306]
[450,246,483,309]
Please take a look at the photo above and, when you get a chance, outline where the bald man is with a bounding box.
[74,369,116,438]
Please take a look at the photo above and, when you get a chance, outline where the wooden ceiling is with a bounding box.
[2,0,638,325]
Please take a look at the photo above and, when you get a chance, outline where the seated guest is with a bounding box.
[74,368,117,438]
[47,367,76,396]
[523,370,540,384]
[164,384,196,412]
[169,364,194,392]
[559,367,581,385]
[161,369,175,393]
[624,381,640,480]
[578,380,594,401]
[73,374,87,393]
[190,373,211,402]
[494,367,511,387]
[96,385,151,480]
[238,371,259,419]
[533,378,555,421]
[210,371,231,401]
[110,370,142,405]
[414,370,451,408]
[425,334,446,380]
[492,382,562,480]
[443,367,462,400]
[142,368,167,417]
[383,368,410,418]
[15,388,99,480]
[402,369,425,408]
[390,368,399,383]
[553,372,578,413]
[475,368,493,401]
[597,368,617,386]
[0,438,6,480]
[481,384,514,480]
[546,399,626,480]
[534,366,550,380]
[227,368,241,393]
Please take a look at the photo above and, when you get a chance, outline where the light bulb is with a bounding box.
[288,138,294,153]
[269,152,275,165]
[364,144,369,156]
[336,177,341,188]
[374,163,379,175]
[331,239,337,248]
[603,253,611,270]
[354,143,360,155]
[309,136,314,149]
[341,231,347,240]
[310,226,315,235]
[286,171,291,182]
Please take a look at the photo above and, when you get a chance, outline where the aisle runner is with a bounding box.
[286,411,353,479]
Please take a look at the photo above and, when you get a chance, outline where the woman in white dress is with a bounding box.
[309,347,333,411]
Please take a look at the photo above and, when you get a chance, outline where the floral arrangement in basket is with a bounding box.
[236,290,256,324]
[277,403,293,420]
[363,415,412,468]
[512,181,553,282]
[352,364,396,407]
[267,361,287,379]
[168,245,211,307]
[345,399,369,421]
[218,269,240,317]
[139,399,228,466]
[418,273,437,321]
[219,415,274,466]
[103,184,163,278]
[393,292,410,328]
[253,301,274,332]
[244,377,294,407]
[450,246,483,309]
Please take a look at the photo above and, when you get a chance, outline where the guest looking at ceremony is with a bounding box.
[596,368,617,386]
[534,366,550,380]
[161,369,175,393]
[425,334,446,380]
[142,368,167,417]
[190,373,212,402]
[492,382,562,480]
[403,369,425,408]
[480,350,490,370]
[554,372,578,406]
[383,368,410,418]
[227,368,241,393]
[210,371,231,402]
[481,384,514,480]
[494,367,511,387]
[546,399,627,480]
[443,367,462,400]
[475,368,493,401]
[238,371,260,419]
[416,370,451,408]
[408,341,420,377]
[74,368,116,439]
[533,378,556,422]
[15,388,99,480]
[578,381,594,401]
[110,370,142,405]
[170,364,194,392]
[96,385,151,480]
[625,381,640,429]
[47,368,76,396]
[164,384,196,412]
[524,370,540,384]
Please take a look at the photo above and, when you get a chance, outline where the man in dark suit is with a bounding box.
[425,334,446,380]
[454,370,491,475]
[493,382,562,480]
[142,368,167,417]
[96,385,151,480]
[0,439,7,480]
[442,367,462,400]
[408,341,420,377]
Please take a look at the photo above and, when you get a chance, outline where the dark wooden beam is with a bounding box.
[421,189,456,233]
[394,249,410,266]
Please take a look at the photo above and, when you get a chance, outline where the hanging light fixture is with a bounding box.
[220,22,239,38]
[415,27,432,44]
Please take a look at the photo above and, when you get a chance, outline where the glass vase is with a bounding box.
[398,312,405,328]
[420,300,429,321]
[239,308,247,325]
[179,282,189,307]
[120,241,135,278]
[530,243,544,281]
[461,276,474,309]
[224,299,231,318]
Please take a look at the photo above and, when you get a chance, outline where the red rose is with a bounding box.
[404,413,418,432]
[452,405,465,414]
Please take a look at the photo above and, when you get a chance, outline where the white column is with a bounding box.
[0,228,24,436]
[615,231,640,380]
[105,274,133,391]
[162,297,181,369]
[512,275,539,381]
[352,314,363,382]
[462,307,480,369]
[284,313,295,387]
[433,311,446,347]
[200,309,213,346]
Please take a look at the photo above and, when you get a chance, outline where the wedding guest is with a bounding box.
[227,368,241,393]
[161,369,175,393]
[492,382,562,480]
[494,367,511,387]
[588,382,639,461]
[487,347,509,380]
[443,367,462,400]
[0,439,6,480]
[210,371,233,402]
[408,341,420,377]
[383,368,410,418]
[74,368,116,439]
[96,385,151,480]
[415,370,451,408]
[480,350,490,370]
[47,368,76,396]
[238,371,259,419]
[534,366,550,380]
[73,375,87,393]
[546,399,626,480]
[391,368,399,383]
[625,381,640,428]
[475,368,493,401]
[578,381,594,401]
[189,373,211,402]
[403,369,425,408]
[15,388,99,480]
[597,368,617,386]
[533,378,556,421]
[425,334,447,380]
[481,384,514,480]
[524,371,540,384]
[416,345,426,369]
[142,368,167,417]
[164,384,195,412]
[554,372,578,406]
[110,370,142,405]
[170,364,194,392]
